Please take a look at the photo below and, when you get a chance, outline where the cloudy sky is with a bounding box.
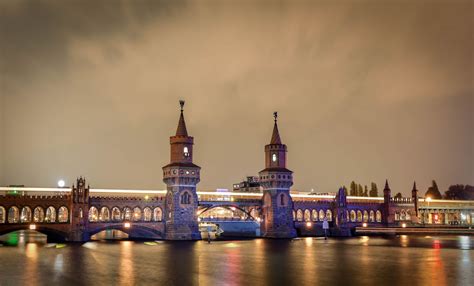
[0,0,472,195]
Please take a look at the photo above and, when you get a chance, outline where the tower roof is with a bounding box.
[412,181,417,191]
[270,111,282,144]
[175,100,188,136]
[384,179,390,190]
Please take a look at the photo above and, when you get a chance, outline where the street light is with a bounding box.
[57,180,66,188]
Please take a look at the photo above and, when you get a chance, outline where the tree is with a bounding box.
[369,182,378,197]
[363,185,368,197]
[445,185,474,200]
[358,184,363,196]
[425,180,442,199]
[350,181,357,196]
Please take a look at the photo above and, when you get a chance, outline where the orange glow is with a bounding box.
[124,222,131,228]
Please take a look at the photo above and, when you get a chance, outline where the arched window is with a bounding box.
[326,210,333,221]
[181,192,191,204]
[153,207,163,222]
[58,206,69,223]
[21,206,32,223]
[357,210,363,222]
[34,207,45,223]
[279,193,287,206]
[272,153,277,162]
[304,209,311,222]
[350,210,356,222]
[123,207,132,220]
[112,207,121,221]
[79,208,83,219]
[296,209,303,222]
[400,210,406,221]
[0,206,5,223]
[395,211,400,221]
[376,210,382,222]
[8,206,20,223]
[98,207,109,222]
[292,210,296,221]
[363,210,369,222]
[369,210,375,222]
[312,209,318,221]
[133,207,142,221]
[183,146,189,157]
[45,206,56,223]
[319,210,325,221]
[143,207,152,222]
[89,206,99,222]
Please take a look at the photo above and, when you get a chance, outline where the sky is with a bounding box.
[0,0,472,196]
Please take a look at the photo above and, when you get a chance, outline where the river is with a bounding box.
[0,233,473,285]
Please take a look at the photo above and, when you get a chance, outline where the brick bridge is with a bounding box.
[1,102,473,241]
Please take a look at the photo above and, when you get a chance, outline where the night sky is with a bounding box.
[0,0,472,195]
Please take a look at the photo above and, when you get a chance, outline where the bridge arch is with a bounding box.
[198,205,258,221]
[88,224,163,240]
[0,206,5,223]
[8,206,20,223]
[0,226,69,242]
[45,206,56,223]
[33,206,45,223]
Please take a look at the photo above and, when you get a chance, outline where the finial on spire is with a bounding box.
[179,100,185,112]
[413,181,417,190]
[270,111,282,144]
[176,100,188,136]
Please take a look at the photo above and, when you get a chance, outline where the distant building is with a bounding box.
[233,176,261,193]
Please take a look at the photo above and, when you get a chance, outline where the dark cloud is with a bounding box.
[0,0,472,195]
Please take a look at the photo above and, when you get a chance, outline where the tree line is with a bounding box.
[342,180,473,200]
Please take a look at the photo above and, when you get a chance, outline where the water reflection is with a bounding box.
[0,235,472,285]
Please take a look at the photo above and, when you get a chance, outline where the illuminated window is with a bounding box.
[296,209,303,222]
[99,207,110,222]
[293,210,296,221]
[88,207,98,222]
[123,207,132,220]
[369,210,375,222]
[184,146,190,157]
[357,210,363,222]
[363,211,368,222]
[304,209,311,221]
[326,210,333,221]
[312,209,318,221]
[319,209,325,221]
[376,210,382,222]
[21,206,32,223]
[350,210,356,222]
[111,207,121,221]
[133,207,142,221]
[0,206,5,223]
[34,207,44,223]
[143,207,152,222]
[45,206,56,223]
[272,153,277,162]
[153,207,163,221]
[58,206,69,223]
[8,206,20,223]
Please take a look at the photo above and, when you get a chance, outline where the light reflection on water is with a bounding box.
[0,234,473,285]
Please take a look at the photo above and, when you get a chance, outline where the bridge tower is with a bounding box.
[162,100,201,240]
[383,179,392,225]
[259,112,297,238]
[412,181,419,222]
[68,177,90,241]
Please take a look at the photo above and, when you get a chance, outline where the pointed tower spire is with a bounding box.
[270,111,282,144]
[384,179,390,190]
[412,181,417,191]
[176,100,188,136]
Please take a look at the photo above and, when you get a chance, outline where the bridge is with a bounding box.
[1,179,473,241]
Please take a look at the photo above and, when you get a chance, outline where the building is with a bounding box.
[233,176,261,193]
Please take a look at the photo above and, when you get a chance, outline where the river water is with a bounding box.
[0,233,473,285]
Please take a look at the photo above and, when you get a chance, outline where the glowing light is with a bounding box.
[306,222,312,227]
[426,197,432,202]
[402,223,407,228]
[29,224,36,230]
[57,180,66,188]
[362,223,368,227]
[124,222,131,228]
[144,195,149,200]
